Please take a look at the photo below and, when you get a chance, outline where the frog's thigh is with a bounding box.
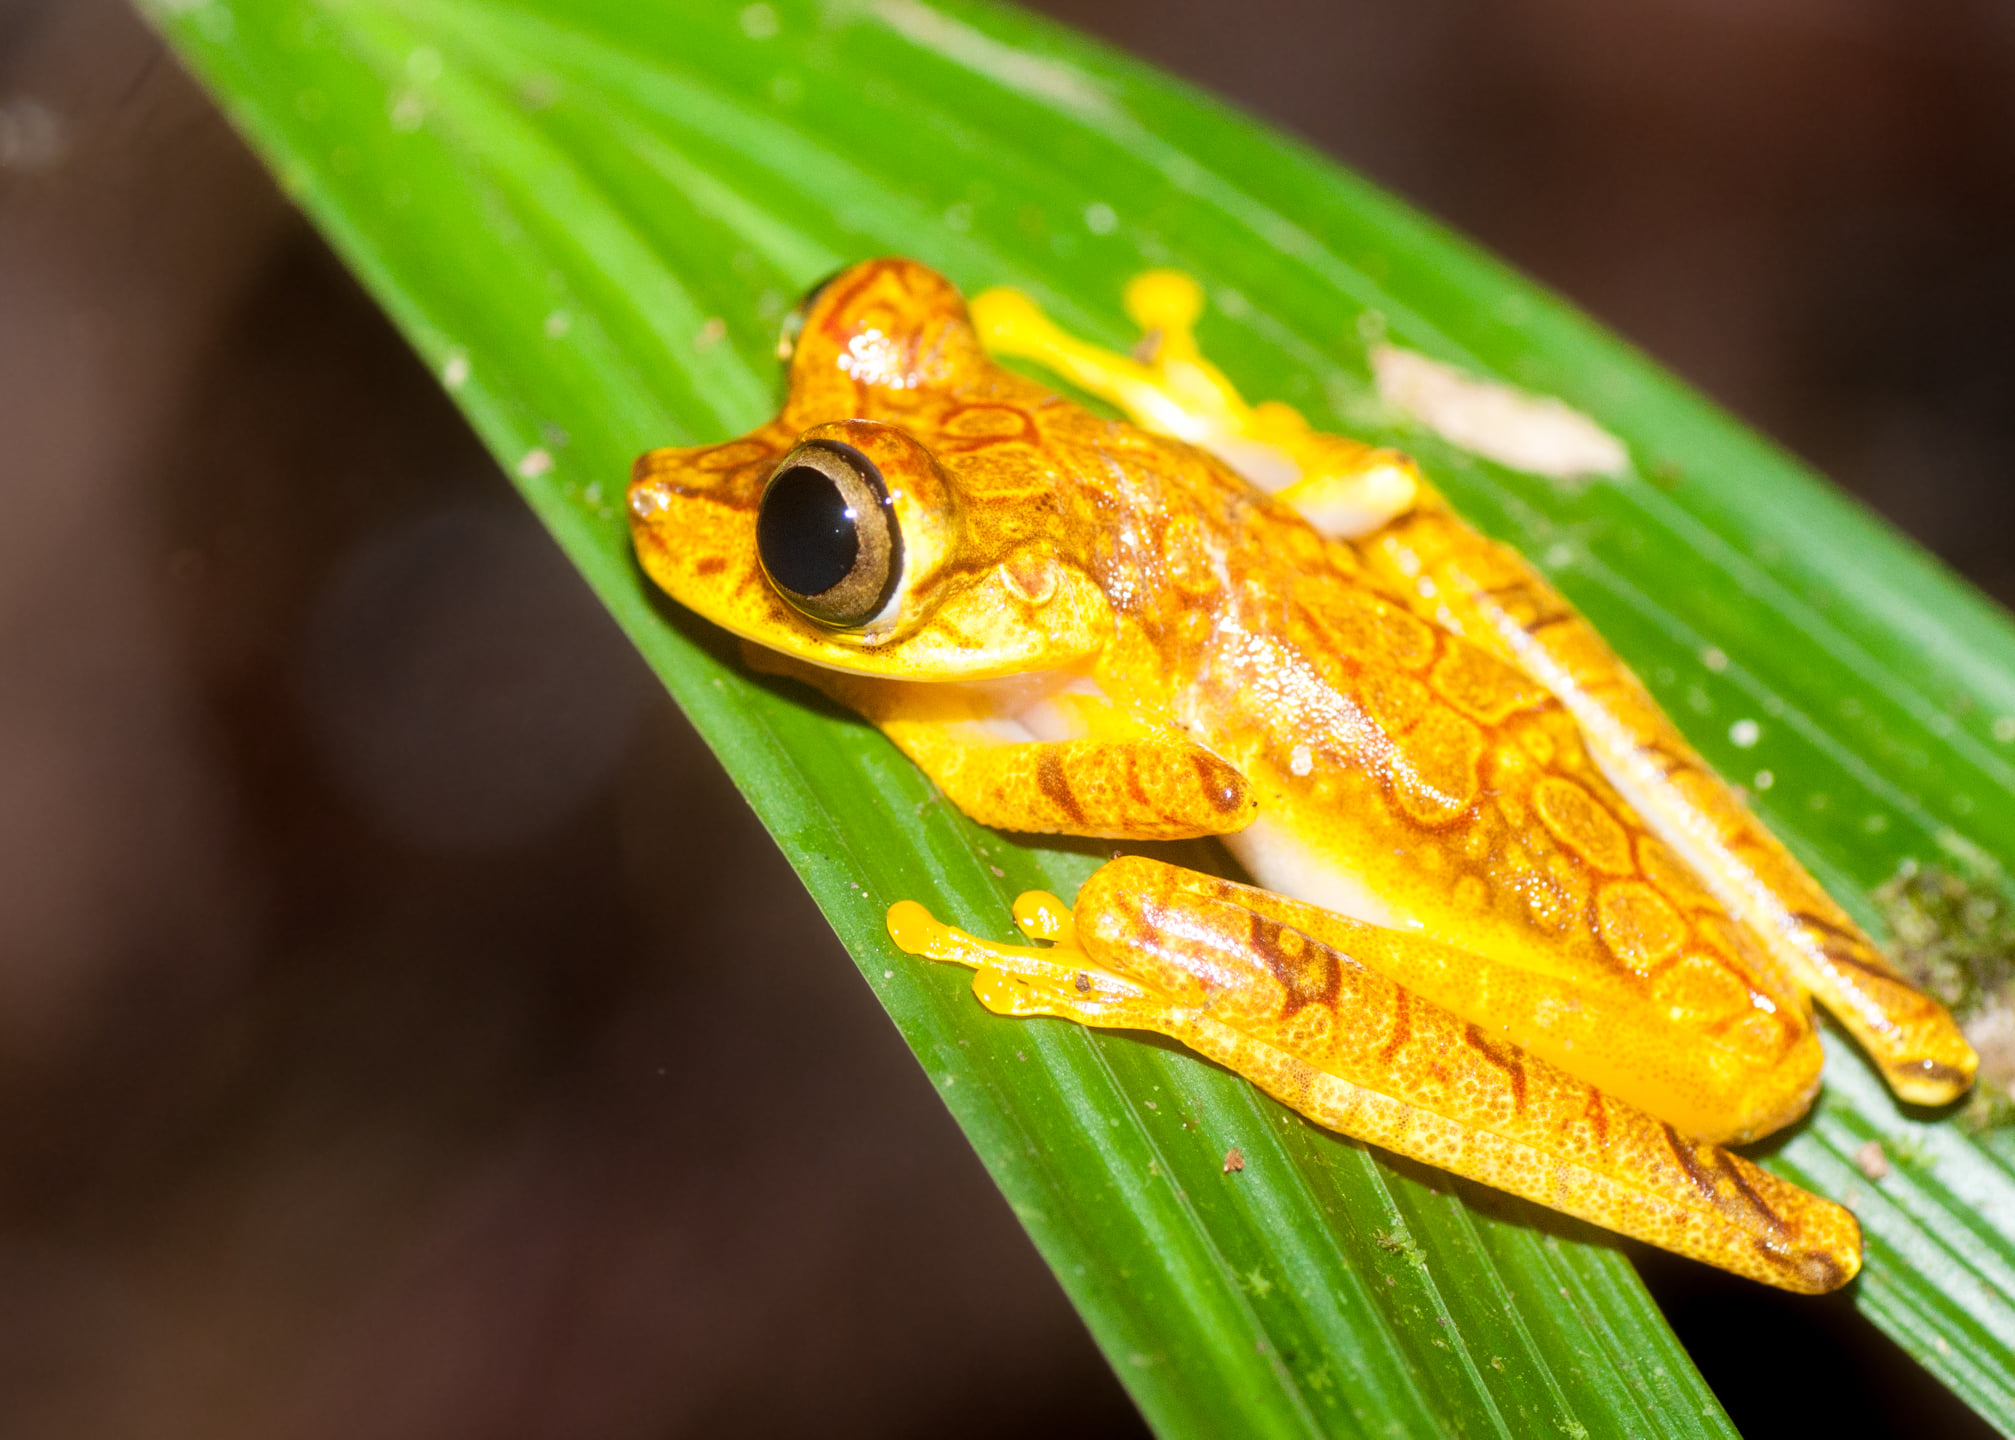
[901,856,1858,1293]
[1197,864,1820,1144]
[1360,511,1976,1105]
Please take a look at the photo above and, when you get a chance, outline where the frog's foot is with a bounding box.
[972,274,1418,535]
[887,896,1171,1029]
[892,862,1861,1294]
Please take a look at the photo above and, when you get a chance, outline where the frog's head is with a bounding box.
[628,259,1114,681]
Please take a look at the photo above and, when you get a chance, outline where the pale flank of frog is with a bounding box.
[632,259,1962,1293]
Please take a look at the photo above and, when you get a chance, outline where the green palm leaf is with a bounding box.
[151,0,2015,1434]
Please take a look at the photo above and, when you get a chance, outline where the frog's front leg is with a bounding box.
[974,277,1419,534]
[890,724,1254,839]
[747,645,1257,840]
[892,856,1861,1294]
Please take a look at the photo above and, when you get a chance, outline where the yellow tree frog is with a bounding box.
[628,259,1977,1294]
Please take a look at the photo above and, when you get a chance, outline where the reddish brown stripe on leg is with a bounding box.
[1583,1089,1609,1154]
[1379,988,1412,1063]
[1462,1024,1527,1112]
[1036,750,1086,826]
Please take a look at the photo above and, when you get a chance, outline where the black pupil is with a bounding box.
[758,464,859,597]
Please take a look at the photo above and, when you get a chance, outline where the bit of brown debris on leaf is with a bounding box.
[1855,1140,1892,1181]
[1222,1147,1245,1174]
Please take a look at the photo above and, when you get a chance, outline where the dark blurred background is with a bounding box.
[0,0,2009,1436]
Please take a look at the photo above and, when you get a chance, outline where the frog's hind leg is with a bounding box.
[1359,500,1979,1105]
[891,856,1861,1294]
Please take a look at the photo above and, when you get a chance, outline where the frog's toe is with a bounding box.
[886,895,1093,977]
[1012,890,1076,944]
[1123,270,1205,333]
[969,288,1061,350]
[971,963,1147,1019]
[886,899,957,960]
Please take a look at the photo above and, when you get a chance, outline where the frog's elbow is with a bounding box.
[1195,751,1259,829]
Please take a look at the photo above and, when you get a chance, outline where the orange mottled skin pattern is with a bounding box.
[626,257,1958,1292]
[1361,490,1978,1104]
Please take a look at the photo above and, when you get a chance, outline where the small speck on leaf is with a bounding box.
[1222,1147,1245,1174]
[388,89,425,131]
[1855,1140,1892,1180]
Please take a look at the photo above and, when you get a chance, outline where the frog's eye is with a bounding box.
[756,440,902,628]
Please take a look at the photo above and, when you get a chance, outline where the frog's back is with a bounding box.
[1030,422,1823,1138]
